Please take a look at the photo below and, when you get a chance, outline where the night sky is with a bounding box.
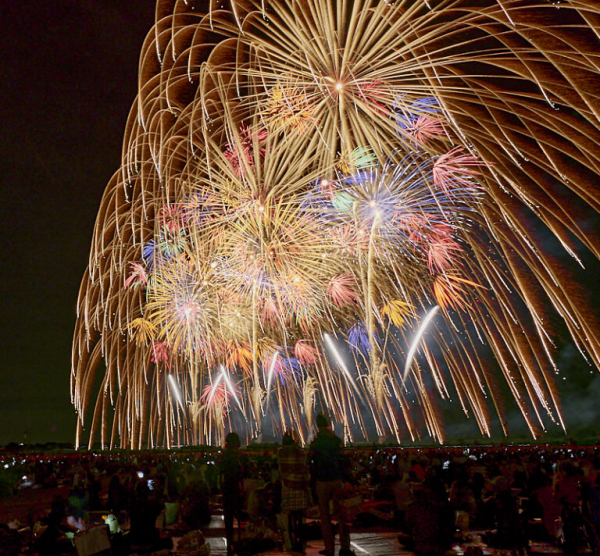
[1,1,599,447]
[1,1,156,445]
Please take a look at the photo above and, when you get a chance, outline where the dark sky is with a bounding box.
[0,1,156,445]
[1,1,599,447]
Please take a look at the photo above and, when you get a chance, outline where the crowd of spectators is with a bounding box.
[0,440,599,556]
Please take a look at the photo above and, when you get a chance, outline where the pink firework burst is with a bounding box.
[427,226,462,273]
[201,382,230,413]
[123,262,148,290]
[294,340,319,365]
[408,116,445,147]
[158,203,186,233]
[224,123,268,176]
[151,341,170,367]
[327,273,359,308]
[261,297,282,327]
[433,146,485,196]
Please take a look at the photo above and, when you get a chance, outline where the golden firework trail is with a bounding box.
[72,0,600,449]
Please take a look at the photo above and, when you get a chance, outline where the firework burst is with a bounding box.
[72,0,600,449]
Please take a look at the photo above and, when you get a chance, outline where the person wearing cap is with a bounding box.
[309,413,355,556]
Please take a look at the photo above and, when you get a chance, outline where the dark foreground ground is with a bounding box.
[0,482,578,556]
[1,444,598,555]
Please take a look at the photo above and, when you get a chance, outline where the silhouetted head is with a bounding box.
[316,412,330,429]
[225,431,241,450]
[282,429,299,446]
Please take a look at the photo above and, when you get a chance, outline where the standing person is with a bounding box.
[219,432,247,556]
[488,476,528,555]
[128,480,163,550]
[555,461,583,556]
[278,429,310,555]
[309,413,355,556]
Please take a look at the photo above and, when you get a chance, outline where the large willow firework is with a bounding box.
[72,0,600,449]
